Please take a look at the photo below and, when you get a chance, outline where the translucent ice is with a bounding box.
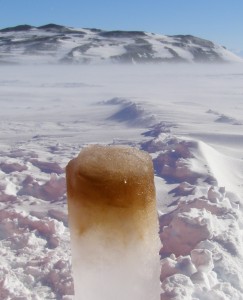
[66,145,161,300]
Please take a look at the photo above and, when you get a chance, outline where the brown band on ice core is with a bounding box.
[66,145,157,241]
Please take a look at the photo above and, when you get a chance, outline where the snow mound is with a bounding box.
[104,98,157,127]
[18,173,66,201]
[150,137,208,184]
[206,109,243,125]
[0,162,27,173]
[147,133,243,299]
[215,114,242,125]
[30,159,64,174]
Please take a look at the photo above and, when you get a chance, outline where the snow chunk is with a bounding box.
[161,274,194,300]
[160,208,213,256]
[18,173,66,201]
[191,249,214,272]
[161,255,197,281]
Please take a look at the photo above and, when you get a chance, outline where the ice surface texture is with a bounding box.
[66,145,161,300]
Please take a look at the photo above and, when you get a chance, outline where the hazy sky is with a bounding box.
[0,0,243,54]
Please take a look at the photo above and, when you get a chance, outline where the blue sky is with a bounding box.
[0,0,243,54]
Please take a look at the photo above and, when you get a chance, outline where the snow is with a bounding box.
[0,63,243,299]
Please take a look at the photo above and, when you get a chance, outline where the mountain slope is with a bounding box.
[0,24,242,64]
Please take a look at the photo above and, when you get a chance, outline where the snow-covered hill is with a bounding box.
[0,24,242,64]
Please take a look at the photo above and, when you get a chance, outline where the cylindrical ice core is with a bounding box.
[66,145,161,300]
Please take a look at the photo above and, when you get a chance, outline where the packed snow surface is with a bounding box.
[0,64,243,299]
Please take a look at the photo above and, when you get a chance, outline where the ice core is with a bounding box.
[66,145,161,300]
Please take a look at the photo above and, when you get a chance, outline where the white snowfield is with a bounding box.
[0,63,243,300]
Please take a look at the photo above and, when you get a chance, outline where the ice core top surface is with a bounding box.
[78,144,152,177]
[66,145,155,208]
[66,145,157,237]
